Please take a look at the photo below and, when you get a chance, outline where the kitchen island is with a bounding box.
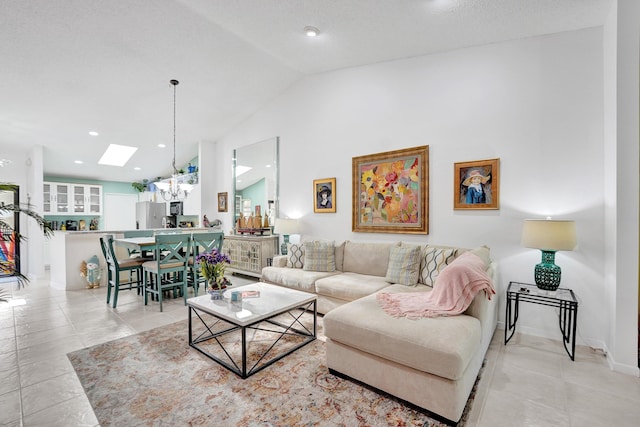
[49,228,216,290]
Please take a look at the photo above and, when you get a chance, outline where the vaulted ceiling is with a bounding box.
[0,0,611,183]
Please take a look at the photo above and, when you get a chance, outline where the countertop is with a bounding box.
[56,227,216,235]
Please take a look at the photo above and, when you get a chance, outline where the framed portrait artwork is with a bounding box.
[352,145,429,234]
[454,158,500,210]
[313,177,336,213]
[217,192,228,212]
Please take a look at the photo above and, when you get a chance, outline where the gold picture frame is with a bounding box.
[217,192,228,212]
[313,177,336,213]
[352,145,429,234]
[454,158,500,210]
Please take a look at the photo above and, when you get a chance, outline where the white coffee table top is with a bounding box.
[186,282,316,327]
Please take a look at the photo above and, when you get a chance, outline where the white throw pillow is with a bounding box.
[469,245,491,270]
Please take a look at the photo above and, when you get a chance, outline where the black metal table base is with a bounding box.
[505,281,578,360]
[188,300,316,378]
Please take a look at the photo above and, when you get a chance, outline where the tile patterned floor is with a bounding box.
[1,273,639,426]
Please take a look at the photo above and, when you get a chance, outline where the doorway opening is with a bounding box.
[0,186,20,278]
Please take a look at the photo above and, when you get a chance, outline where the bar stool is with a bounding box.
[143,233,191,312]
[188,232,224,296]
[99,235,145,309]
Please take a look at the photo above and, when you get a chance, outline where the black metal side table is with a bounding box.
[505,281,578,360]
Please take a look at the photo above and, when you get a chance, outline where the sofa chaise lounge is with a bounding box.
[260,240,498,423]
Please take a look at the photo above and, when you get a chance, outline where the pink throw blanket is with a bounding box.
[377,251,495,319]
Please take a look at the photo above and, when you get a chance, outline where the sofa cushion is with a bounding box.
[303,240,336,272]
[385,245,421,285]
[334,241,345,272]
[469,245,491,269]
[271,255,287,267]
[261,266,339,293]
[315,272,391,302]
[343,241,399,277]
[286,243,305,269]
[323,285,482,381]
[418,246,458,286]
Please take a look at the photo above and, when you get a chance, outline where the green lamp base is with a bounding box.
[280,235,290,255]
[534,250,562,291]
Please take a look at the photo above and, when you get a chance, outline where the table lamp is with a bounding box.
[274,218,300,255]
[521,219,577,291]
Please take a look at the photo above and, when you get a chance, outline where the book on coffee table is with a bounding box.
[241,290,260,298]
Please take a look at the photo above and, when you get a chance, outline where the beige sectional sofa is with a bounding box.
[260,240,498,424]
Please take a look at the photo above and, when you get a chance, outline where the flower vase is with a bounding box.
[208,278,227,300]
[209,289,224,300]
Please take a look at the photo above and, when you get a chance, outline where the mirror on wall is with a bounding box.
[232,137,279,231]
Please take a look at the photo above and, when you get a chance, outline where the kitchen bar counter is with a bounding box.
[49,228,219,291]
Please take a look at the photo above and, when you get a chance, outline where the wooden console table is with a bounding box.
[222,234,278,278]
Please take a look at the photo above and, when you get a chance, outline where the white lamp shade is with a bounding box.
[274,218,299,235]
[179,183,193,193]
[521,219,577,251]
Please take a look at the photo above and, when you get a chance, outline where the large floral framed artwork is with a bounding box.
[352,145,429,234]
[454,158,499,210]
[313,177,336,213]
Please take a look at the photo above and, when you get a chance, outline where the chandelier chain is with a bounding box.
[171,79,178,175]
[153,79,191,202]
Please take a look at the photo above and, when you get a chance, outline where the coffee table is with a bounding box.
[187,282,316,378]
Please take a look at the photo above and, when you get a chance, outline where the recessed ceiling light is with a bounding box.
[304,26,320,37]
[134,167,141,170]
[265,164,271,168]
[88,131,99,136]
[74,160,83,164]
[98,144,138,167]
[158,143,166,148]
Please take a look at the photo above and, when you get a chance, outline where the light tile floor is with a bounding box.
[1,273,639,426]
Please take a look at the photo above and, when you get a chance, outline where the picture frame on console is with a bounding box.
[453,158,500,210]
[352,145,429,234]
[217,192,228,212]
[313,177,336,213]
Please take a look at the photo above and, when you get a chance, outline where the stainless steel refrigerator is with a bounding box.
[135,202,166,229]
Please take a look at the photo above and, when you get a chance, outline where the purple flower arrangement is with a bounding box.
[195,248,231,290]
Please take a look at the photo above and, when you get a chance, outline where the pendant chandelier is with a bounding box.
[154,79,192,201]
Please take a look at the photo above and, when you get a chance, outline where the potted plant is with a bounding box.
[131,179,149,193]
[195,248,232,299]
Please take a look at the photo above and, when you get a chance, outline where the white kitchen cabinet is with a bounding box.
[43,182,71,214]
[72,184,102,214]
[44,182,102,215]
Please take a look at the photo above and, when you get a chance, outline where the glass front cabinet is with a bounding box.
[43,182,102,215]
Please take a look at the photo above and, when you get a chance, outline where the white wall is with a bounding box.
[603,0,640,374]
[215,28,622,363]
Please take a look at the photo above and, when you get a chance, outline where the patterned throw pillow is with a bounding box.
[419,246,458,286]
[385,245,421,286]
[286,243,305,269]
[302,241,336,272]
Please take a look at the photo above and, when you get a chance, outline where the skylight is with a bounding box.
[98,144,138,167]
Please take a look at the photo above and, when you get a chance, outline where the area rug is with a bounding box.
[68,313,480,426]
